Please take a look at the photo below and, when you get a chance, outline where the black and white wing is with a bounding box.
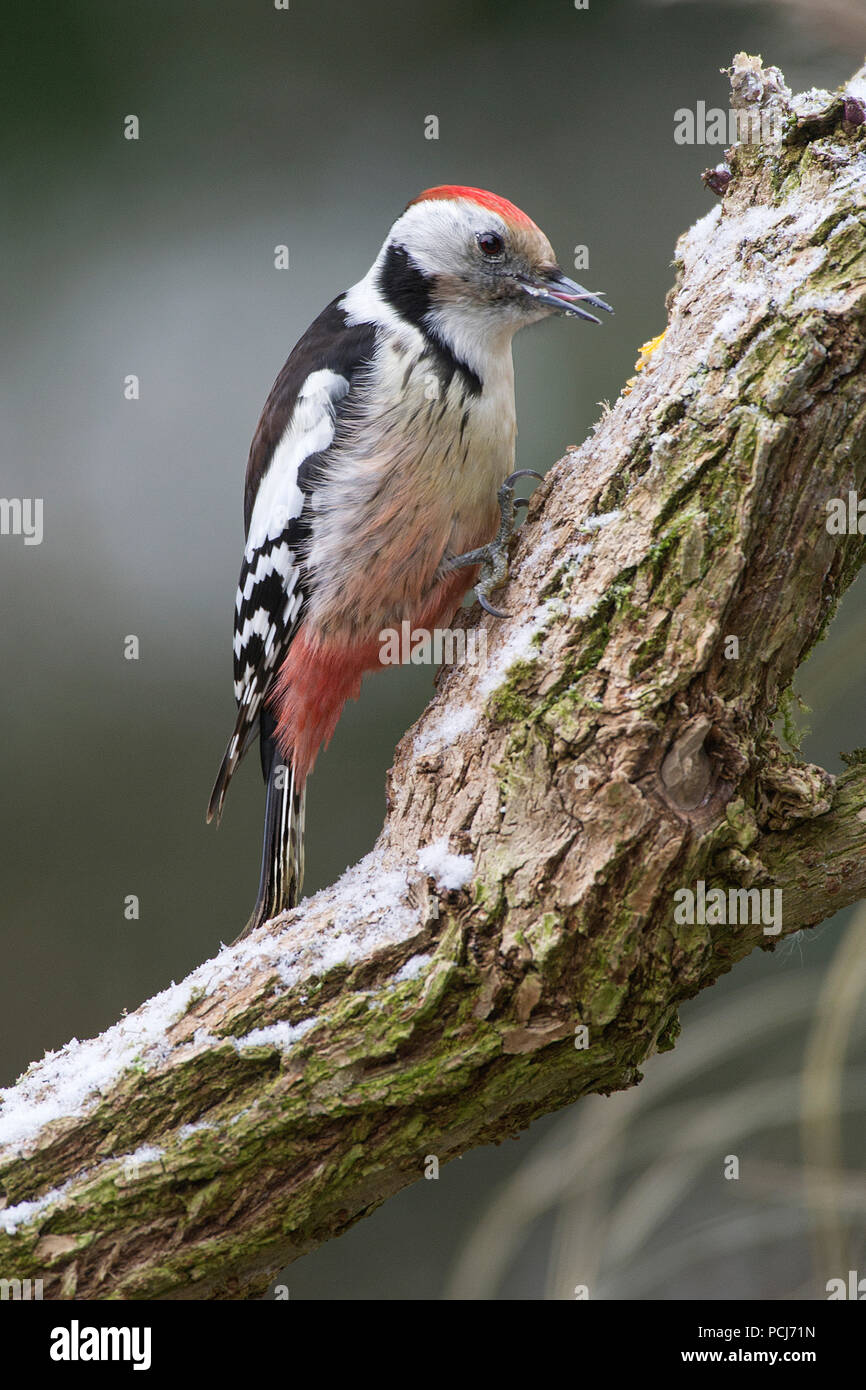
[207,298,376,823]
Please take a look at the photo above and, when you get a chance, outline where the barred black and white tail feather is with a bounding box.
[206,691,262,827]
[234,713,306,942]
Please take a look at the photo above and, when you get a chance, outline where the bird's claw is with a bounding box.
[447,469,543,619]
[478,590,508,619]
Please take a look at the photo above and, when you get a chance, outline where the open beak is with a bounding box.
[519,270,614,323]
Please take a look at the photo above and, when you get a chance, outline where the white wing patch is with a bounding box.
[231,368,349,709]
[244,369,350,560]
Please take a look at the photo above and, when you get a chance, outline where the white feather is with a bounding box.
[244,368,349,560]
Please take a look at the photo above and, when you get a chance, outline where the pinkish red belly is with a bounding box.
[268,568,475,784]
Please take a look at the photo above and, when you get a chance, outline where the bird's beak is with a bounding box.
[519,270,614,323]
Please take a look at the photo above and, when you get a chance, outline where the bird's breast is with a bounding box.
[303,338,516,640]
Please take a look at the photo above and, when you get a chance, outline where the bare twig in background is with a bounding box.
[801,907,866,1277]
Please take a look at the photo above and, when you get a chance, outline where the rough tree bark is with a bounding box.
[2,55,866,1300]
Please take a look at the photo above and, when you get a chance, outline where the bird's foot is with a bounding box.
[446,469,543,618]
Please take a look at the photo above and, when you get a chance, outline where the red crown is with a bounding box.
[407,185,537,230]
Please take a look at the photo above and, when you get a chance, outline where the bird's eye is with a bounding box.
[476,231,504,257]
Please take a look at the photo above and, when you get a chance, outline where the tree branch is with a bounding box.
[3,54,866,1299]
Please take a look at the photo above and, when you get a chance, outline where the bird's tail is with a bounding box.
[234,710,306,942]
[206,700,259,827]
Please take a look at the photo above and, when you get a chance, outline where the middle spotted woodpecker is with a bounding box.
[207,184,612,938]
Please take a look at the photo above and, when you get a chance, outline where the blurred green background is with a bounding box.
[2,0,864,1298]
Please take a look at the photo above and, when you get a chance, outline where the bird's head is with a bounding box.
[376,185,612,349]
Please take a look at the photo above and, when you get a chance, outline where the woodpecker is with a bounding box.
[208,185,612,938]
